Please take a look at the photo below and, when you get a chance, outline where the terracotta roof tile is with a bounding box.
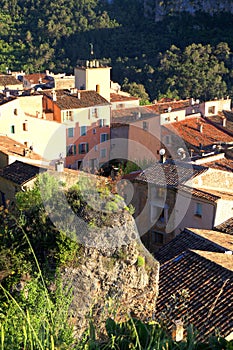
[111,106,158,123]
[156,249,233,340]
[110,93,139,103]
[207,112,233,135]
[135,161,207,187]
[23,73,51,85]
[201,156,233,172]
[215,217,233,235]
[0,135,42,161]
[0,160,47,185]
[164,116,233,151]
[0,74,22,87]
[178,184,220,202]
[155,228,232,264]
[147,98,190,114]
[0,93,16,105]
[42,89,110,110]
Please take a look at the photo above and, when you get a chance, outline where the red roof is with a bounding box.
[110,93,139,103]
[164,116,233,148]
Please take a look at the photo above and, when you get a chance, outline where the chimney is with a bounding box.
[159,148,166,163]
[198,122,203,133]
[52,90,57,101]
[23,148,30,157]
[172,320,184,342]
[55,160,64,172]
[77,92,81,99]
[5,91,10,98]
[96,84,100,94]
[222,117,227,127]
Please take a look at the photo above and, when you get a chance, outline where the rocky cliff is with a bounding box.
[144,0,233,22]
[62,211,159,339]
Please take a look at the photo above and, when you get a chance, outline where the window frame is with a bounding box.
[68,127,74,138]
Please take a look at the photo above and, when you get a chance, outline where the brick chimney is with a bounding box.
[222,117,227,127]
[198,122,203,133]
[172,320,184,342]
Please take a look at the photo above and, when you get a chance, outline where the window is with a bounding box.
[14,108,18,116]
[63,110,73,122]
[68,127,74,138]
[93,128,96,134]
[80,126,87,136]
[99,118,107,127]
[100,133,109,143]
[11,125,15,134]
[94,145,98,151]
[143,121,149,131]
[23,122,28,131]
[152,231,164,245]
[208,106,216,115]
[79,143,89,154]
[101,148,107,158]
[195,203,202,217]
[66,144,76,156]
[165,135,172,145]
[91,108,98,118]
[150,204,168,225]
[151,187,165,201]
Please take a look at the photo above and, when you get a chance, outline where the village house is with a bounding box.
[154,227,233,341]
[42,88,111,170]
[127,155,233,251]
[111,106,161,167]
[0,135,47,169]
[0,160,47,207]
[155,249,233,341]
[155,227,233,263]
[0,73,23,92]
[0,92,66,163]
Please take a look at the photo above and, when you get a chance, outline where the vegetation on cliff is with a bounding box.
[1,0,233,101]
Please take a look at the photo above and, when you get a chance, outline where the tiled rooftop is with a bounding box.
[0,160,47,185]
[110,93,139,103]
[42,89,110,110]
[0,74,22,87]
[147,98,190,114]
[206,111,233,135]
[155,228,233,264]
[156,249,233,340]
[215,217,233,235]
[135,160,207,187]
[164,116,233,151]
[111,106,158,123]
[0,135,42,161]
[0,93,16,105]
[179,185,220,202]
[200,155,233,172]
[23,73,51,84]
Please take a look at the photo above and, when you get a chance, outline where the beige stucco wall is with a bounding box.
[160,109,186,125]
[192,168,233,193]
[200,98,231,117]
[0,176,37,206]
[75,66,111,101]
[18,95,43,117]
[214,198,233,226]
[0,99,66,162]
[174,191,215,235]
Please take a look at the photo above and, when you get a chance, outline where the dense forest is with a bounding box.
[1,0,233,101]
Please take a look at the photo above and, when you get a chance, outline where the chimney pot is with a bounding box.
[172,320,184,342]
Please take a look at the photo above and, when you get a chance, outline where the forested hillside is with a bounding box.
[1,0,233,101]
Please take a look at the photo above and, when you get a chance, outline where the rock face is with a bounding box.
[62,211,159,339]
[144,0,233,22]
